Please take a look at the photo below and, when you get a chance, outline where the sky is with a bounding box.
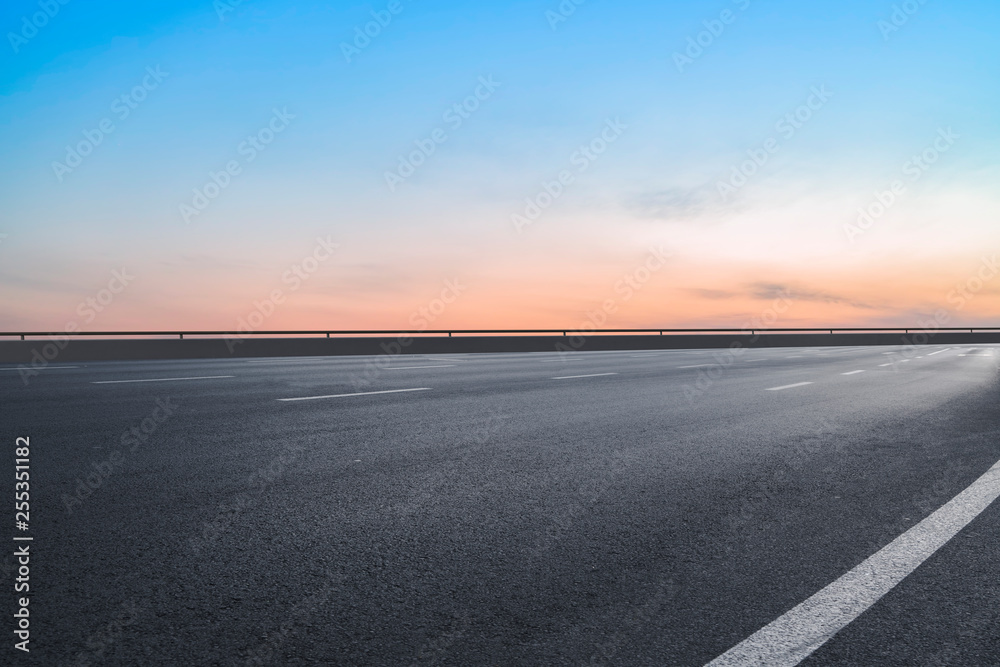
[1,0,999,332]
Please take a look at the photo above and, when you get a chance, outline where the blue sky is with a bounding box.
[2,0,999,329]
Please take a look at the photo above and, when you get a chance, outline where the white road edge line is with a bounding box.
[552,372,618,380]
[765,382,813,391]
[539,358,584,363]
[92,375,234,384]
[705,457,1000,667]
[278,388,431,402]
[841,370,865,375]
[385,365,455,370]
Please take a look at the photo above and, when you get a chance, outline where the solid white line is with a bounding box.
[841,370,865,375]
[765,382,813,391]
[385,365,455,370]
[705,457,1000,667]
[927,348,951,356]
[245,357,328,363]
[278,387,431,402]
[552,372,618,380]
[92,375,234,384]
[678,364,713,369]
[539,358,584,363]
[0,366,79,370]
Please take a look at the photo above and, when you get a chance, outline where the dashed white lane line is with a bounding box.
[278,387,431,402]
[841,370,865,376]
[552,372,618,380]
[765,382,814,391]
[385,365,455,370]
[927,348,951,356]
[879,363,893,367]
[92,375,234,384]
[705,457,1000,667]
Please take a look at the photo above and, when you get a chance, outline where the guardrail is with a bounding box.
[2,327,999,340]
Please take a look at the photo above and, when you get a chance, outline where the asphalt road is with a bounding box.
[2,344,999,665]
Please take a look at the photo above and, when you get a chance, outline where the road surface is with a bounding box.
[2,344,998,665]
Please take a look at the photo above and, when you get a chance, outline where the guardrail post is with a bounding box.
[448,332,452,338]
[326,333,330,338]
[20,334,24,340]
[179,333,183,340]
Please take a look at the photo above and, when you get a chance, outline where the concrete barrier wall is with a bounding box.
[2,332,999,364]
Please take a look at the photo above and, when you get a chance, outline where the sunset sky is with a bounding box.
[2,0,999,332]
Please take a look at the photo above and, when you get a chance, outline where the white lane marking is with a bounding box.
[0,366,79,370]
[879,363,893,367]
[927,348,951,356]
[785,355,803,358]
[539,358,584,363]
[92,375,234,384]
[705,457,1000,667]
[278,388,431,402]
[384,365,455,370]
[552,372,618,380]
[678,364,714,369]
[765,382,813,391]
[841,370,865,376]
[245,357,328,363]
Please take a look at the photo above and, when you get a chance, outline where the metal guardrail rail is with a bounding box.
[2,328,999,340]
